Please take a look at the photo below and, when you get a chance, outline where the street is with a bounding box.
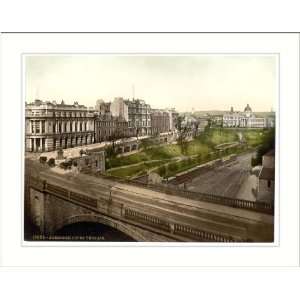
[186,152,257,201]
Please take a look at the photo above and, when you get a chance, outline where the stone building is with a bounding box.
[95,99,111,116]
[222,104,269,128]
[257,149,275,203]
[75,151,105,173]
[210,114,223,127]
[197,117,209,133]
[125,98,152,136]
[151,109,170,135]
[94,114,129,143]
[25,99,95,152]
[110,97,129,121]
[166,108,179,132]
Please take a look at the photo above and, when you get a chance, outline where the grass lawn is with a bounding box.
[105,128,269,176]
[106,160,170,178]
[108,152,149,168]
[108,144,182,168]
[197,128,239,146]
[243,129,265,147]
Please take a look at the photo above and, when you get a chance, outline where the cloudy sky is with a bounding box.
[25,55,277,112]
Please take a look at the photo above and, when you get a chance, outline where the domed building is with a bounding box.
[244,104,254,118]
[222,104,271,128]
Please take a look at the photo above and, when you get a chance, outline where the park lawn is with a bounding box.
[186,140,212,156]
[106,160,169,178]
[108,152,149,168]
[195,128,239,147]
[106,128,261,170]
[164,158,199,178]
[144,144,182,159]
[243,129,265,147]
[209,128,239,145]
[108,144,181,168]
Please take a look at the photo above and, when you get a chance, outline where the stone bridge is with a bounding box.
[25,167,274,242]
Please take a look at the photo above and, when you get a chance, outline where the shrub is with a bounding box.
[168,162,178,172]
[105,145,116,159]
[59,160,73,170]
[39,156,47,164]
[156,165,167,177]
[59,161,68,170]
[47,158,55,167]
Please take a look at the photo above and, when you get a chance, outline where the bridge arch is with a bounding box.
[52,213,148,242]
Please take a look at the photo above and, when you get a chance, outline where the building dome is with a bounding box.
[244,104,252,112]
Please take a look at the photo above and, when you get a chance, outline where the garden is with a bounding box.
[104,128,269,179]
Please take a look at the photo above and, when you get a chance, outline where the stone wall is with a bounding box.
[76,151,105,173]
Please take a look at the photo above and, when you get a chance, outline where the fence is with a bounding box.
[28,175,251,242]
[97,173,274,215]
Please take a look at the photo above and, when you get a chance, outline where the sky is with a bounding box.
[25,55,277,112]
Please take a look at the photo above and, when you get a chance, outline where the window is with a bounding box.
[35,121,40,133]
[41,121,45,133]
[267,180,271,188]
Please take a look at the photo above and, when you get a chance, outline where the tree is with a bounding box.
[140,138,154,151]
[175,115,190,155]
[135,126,141,141]
[252,128,275,166]
[105,145,116,159]
[109,121,125,152]
[193,122,199,138]
[39,156,47,164]
[47,158,55,167]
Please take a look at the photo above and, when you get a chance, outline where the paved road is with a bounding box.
[185,152,256,200]
[34,161,271,224]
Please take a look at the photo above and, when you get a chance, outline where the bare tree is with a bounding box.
[175,115,190,155]
[109,120,125,152]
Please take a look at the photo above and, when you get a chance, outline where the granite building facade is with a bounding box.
[94,114,129,143]
[151,109,170,135]
[25,99,95,152]
[26,98,179,153]
[222,104,272,128]
[125,98,152,136]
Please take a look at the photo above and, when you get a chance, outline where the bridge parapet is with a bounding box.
[95,174,274,215]
[26,175,273,242]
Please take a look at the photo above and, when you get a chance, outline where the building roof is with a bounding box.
[259,167,275,180]
[244,104,252,112]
